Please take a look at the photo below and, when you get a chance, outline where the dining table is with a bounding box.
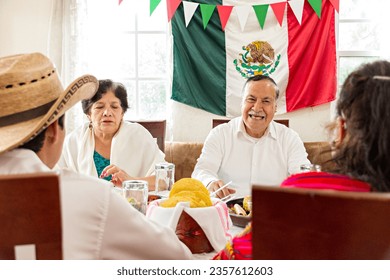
[115,187,249,259]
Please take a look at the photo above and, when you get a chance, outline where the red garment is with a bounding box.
[212,223,252,260]
[281,171,371,192]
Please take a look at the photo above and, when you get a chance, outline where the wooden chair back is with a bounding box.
[251,185,390,260]
[0,172,62,260]
[130,120,166,152]
[212,118,289,128]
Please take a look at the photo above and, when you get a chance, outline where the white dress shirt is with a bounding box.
[192,117,310,197]
[0,149,192,259]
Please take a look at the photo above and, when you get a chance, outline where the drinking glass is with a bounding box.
[122,180,148,214]
[155,163,175,194]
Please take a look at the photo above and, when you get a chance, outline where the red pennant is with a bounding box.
[118,0,123,5]
[328,0,339,13]
[167,0,182,22]
[217,5,233,31]
[270,2,287,26]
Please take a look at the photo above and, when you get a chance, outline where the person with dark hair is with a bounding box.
[192,75,309,198]
[213,61,390,260]
[58,79,165,190]
[0,53,192,259]
[282,60,390,192]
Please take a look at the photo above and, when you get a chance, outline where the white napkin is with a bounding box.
[146,198,232,252]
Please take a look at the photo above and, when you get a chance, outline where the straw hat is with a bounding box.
[0,53,98,154]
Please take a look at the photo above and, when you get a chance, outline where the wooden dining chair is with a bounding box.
[251,185,390,260]
[129,120,166,152]
[212,118,289,128]
[0,172,62,260]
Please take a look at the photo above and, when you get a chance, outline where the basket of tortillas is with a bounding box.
[146,178,232,254]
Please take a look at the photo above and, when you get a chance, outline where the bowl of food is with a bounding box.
[226,196,252,228]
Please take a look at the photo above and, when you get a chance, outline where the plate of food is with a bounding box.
[226,196,252,228]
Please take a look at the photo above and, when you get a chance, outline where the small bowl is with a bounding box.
[226,197,251,228]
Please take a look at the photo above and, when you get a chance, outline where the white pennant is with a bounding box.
[183,1,199,27]
[235,5,251,32]
[288,0,305,25]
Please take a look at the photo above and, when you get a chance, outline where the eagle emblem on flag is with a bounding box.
[234,40,280,78]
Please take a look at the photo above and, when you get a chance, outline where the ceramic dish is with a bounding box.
[226,197,251,228]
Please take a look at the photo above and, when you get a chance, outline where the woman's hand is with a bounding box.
[208,180,236,199]
[100,164,133,187]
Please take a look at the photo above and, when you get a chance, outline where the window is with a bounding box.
[75,0,170,121]
[338,0,390,85]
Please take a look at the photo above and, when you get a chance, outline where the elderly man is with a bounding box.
[0,53,192,259]
[192,75,310,198]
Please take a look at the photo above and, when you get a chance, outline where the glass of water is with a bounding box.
[155,163,175,194]
[122,180,148,214]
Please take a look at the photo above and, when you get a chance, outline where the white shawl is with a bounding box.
[58,121,165,178]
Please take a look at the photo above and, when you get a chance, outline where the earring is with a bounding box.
[89,121,93,130]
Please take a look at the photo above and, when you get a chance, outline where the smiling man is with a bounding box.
[192,75,310,198]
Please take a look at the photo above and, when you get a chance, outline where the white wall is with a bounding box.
[0,0,52,57]
[1,0,332,143]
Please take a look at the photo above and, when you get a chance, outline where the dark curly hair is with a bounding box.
[81,79,129,115]
[332,60,390,192]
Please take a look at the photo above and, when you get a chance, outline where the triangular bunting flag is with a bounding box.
[149,0,161,15]
[217,5,233,31]
[253,5,269,29]
[150,0,162,16]
[119,0,123,5]
[307,0,322,18]
[270,2,287,27]
[200,4,216,30]
[167,0,182,22]
[235,5,251,32]
[288,0,305,25]
[328,0,339,13]
[183,1,199,27]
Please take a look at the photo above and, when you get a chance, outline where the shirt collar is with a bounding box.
[237,118,278,141]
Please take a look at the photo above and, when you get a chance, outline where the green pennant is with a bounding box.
[200,4,216,30]
[307,0,322,18]
[150,0,162,16]
[253,4,269,29]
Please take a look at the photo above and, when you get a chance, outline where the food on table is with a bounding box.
[234,204,247,216]
[243,195,252,212]
[228,196,252,217]
[169,178,207,197]
[160,178,212,208]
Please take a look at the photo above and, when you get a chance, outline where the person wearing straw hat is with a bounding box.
[0,53,192,259]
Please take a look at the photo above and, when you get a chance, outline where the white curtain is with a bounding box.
[48,0,90,132]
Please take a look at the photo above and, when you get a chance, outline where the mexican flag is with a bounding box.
[171,0,337,116]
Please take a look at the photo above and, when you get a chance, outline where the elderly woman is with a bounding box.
[58,79,165,190]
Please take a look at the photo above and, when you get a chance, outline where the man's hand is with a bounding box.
[209,180,236,199]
